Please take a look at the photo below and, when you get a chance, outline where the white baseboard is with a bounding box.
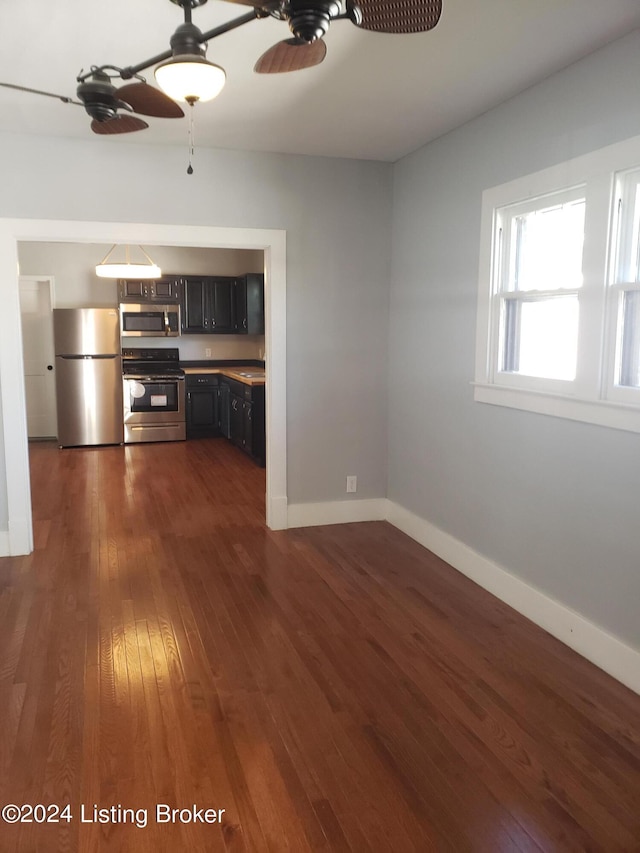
[9,516,32,556]
[267,495,288,531]
[287,498,388,529]
[386,501,640,696]
[283,496,640,694]
[0,518,31,557]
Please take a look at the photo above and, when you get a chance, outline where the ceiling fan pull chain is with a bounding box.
[187,103,195,175]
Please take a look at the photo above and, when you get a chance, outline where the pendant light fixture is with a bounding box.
[154,2,226,105]
[95,245,162,279]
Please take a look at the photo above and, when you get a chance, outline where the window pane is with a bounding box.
[614,171,640,284]
[630,184,640,283]
[509,199,585,292]
[502,295,578,380]
[618,290,640,388]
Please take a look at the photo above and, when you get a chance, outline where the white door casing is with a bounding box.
[19,276,57,439]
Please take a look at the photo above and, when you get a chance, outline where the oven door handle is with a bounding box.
[124,375,185,382]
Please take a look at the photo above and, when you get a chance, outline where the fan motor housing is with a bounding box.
[287,0,341,42]
[76,73,119,122]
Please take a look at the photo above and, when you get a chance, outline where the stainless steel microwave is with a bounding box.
[120,304,181,338]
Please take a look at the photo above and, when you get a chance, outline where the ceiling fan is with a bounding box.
[0,74,184,136]
[0,0,442,135]
[236,0,443,73]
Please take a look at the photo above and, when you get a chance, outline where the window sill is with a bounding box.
[473,382,640,434]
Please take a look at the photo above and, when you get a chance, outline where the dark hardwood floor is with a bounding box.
[0,438,638,851]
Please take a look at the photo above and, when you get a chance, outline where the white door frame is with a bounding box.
[0,218,288,556]
[19,274,57,439]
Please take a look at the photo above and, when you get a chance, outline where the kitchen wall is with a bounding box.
[388,28,640,652]
[0,134,391,529]
[17,242,265,360]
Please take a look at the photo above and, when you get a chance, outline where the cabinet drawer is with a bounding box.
[186,374,219,388]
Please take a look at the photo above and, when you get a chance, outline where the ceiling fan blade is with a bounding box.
[353,0,442,33]
[254,39,327,74]
[91,115,149,135]
[117,82,184,118]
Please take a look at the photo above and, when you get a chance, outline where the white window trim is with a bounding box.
[603,165,640,407]
[474,132,640,434]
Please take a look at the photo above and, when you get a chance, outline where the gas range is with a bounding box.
[122,347,185,381]
[122,347,186,444]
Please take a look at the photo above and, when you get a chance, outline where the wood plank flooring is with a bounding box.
[0,437,639,851]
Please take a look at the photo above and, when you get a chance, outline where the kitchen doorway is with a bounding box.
[18,276,57,439]
[0,219,287,557]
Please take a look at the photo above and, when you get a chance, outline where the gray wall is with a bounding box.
[0,139,392,516]
[0,386,4,531]
[388,29,640,650]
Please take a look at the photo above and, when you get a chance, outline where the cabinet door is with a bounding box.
[211,279,234,333]
[218,384,231,438]
[232,279,248,333]
[119,279,149,300]
[181,278,209,333]
[152,278,181,302]
[249,384,265,466]
[242,400,253,452]
[230,394,244,447]
[186,388,219,435]
[244,273,265,335]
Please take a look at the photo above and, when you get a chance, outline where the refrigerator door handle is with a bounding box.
[59,354,118,360]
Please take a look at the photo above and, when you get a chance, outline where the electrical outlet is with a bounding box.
[205,348,212,358]
[346,475,357,493]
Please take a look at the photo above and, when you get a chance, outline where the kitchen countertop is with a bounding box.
[183,365,265,386]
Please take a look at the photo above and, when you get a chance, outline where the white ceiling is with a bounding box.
[1,0,639,162]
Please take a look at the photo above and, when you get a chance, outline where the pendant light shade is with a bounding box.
[155,54,226,104]
[95,245,162,279]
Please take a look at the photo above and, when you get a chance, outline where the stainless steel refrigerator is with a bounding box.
[53,308,123,447]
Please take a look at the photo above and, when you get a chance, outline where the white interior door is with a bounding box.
[19,276,57,438]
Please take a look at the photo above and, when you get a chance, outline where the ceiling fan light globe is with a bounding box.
[155,55,226,104]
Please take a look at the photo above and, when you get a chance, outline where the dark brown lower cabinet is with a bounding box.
[223,378,265,466]
[185,374,220,438]
[186,374,264,465]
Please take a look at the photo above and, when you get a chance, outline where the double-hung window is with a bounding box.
[475,133,640,433]
[496,188,585,385]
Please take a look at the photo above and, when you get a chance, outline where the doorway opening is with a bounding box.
[0,219,288,557]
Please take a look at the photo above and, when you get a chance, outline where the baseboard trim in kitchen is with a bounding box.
[386,500,640,697]
[287,498,388,529]
[0,530,9,557]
